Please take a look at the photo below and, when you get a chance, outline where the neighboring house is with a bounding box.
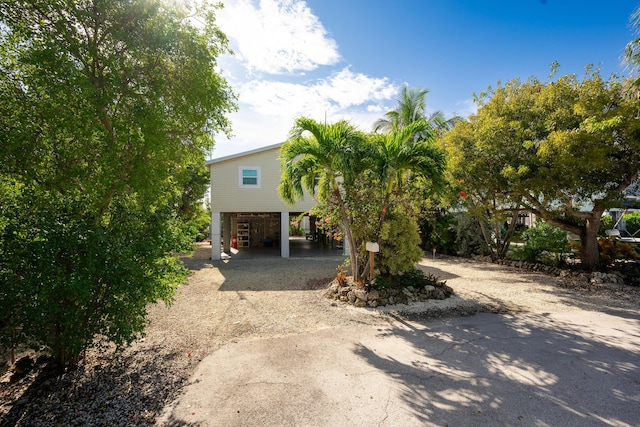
[206,143,317,260]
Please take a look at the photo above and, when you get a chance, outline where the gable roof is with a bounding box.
[205,142,284,167]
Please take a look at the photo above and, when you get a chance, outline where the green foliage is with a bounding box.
[444,69,640,268]
[278,117,368,276]
[454,213,488,256]
[623,211,640,236]
[376,214,424,277]
[0,0,236,368]
[191,202,212,242]
[420,208,458,254]
[599,215,615,236]
[379,268,442,289]
[370,276,392,290]
[279,109,447,279]
[511,221,569,266]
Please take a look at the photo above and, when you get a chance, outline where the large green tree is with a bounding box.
[279,116,446,280]
[0,0,236,367]
[278,118,368,275]
[445,70,640,269]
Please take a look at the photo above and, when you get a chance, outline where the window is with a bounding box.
[239,166,261,188]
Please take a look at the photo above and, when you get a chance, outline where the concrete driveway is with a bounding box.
[159,310,640,426]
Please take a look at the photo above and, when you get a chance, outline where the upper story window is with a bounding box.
[239,166,261,188]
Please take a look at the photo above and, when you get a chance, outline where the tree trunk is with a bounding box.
[359,179,394,280]
[527,195,607,271]
[499,209,521,258]
[333,187,358,277]
[579,217,602,270]
[478,219,496,258]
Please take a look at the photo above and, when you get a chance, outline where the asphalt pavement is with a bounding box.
[158,310,640,426]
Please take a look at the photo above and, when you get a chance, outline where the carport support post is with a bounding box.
[211,211,221,260]
[222,213,231,254]
[280,211,290,258]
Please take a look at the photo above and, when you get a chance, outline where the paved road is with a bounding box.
[159,309,640,426]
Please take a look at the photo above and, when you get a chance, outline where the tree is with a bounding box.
[278,118,368,276]
[445,70,640,269]
[373,85,457,138]
[0,0,236,368]
[364,121,446,276]
[279,115,446,280]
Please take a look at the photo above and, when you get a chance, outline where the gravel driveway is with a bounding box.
[2,243,639,426]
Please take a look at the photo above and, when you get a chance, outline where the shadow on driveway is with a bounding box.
[355,311,640,426]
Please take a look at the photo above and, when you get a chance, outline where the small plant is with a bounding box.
[393,268,427,287]
[597,237,640,265]
[370,276,392,290]
[385,268,445,288]
[336,264,348,287]
[424,272,442,285]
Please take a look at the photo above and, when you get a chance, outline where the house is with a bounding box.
[206,143,318,260]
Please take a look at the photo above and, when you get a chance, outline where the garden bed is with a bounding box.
[323,278,455,307]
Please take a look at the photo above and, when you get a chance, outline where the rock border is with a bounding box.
[473,255,629,286]
[323,280,455,308]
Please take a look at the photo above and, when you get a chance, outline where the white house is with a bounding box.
[206,143,317,260]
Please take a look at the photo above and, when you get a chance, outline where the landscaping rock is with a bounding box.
[323,278,455,308]
[354,289,368,302]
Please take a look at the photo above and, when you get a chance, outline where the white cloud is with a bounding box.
[211,1,400,158]
[212,69,399,157]
[453,98,478,117]
[239,67,397,118]
[217,0,341,75]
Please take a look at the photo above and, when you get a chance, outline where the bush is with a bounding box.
[376,214,424,278]
[420,210,458,255]
[599,214,614,236]
[623,211,640,236]
[511,221,569,266]
[392,268,441,287]
[454,213,487,256]
[0,191,188,368]
[370,268,442,290]
[595,238,640,265]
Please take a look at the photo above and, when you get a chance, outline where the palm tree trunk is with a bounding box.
[359,179,394,280]
[333,187,359,277]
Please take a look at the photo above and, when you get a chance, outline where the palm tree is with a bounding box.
[358,120,446,279]
[278,117,368,275]
[373,85,458,139]
[373,120,446,211]
[625,6,640,85]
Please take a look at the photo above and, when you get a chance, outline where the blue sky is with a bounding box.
[212,0,638,158]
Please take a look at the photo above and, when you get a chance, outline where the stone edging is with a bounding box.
[472,255,628,286]
[323,281,455,308]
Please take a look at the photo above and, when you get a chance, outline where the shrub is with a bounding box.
[454,213,487,256]
[376,214,424,278]
[420,210,458,255]
[599,214,614,236]
[596,238,640,265]
[511,221,569,266]
[393,268,428,288]
[623,211,640,236]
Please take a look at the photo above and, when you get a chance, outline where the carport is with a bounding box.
[207,143,343,260]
